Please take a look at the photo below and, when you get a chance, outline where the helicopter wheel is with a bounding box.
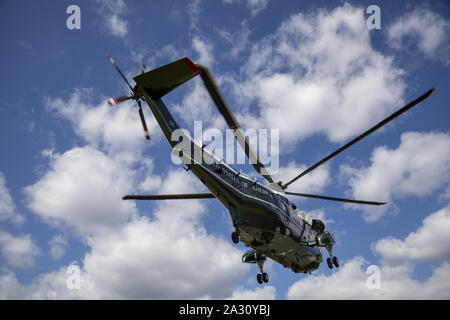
[326,257,333,269]
[262,272,269,283]
[333,256,340,268]
[231,231,239,244]
[257,273,263,284]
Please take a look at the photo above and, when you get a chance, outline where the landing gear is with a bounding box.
[256,260,269,284]
[327,257,333,269]
[325,245,339,269]
[326,256,340,269]
[231,231,239,244]
[257,272,269,284]
[332,256,339,268]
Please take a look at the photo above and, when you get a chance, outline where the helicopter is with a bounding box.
[106,55,434,284]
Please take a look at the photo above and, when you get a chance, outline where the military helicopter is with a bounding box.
[106,56,434,284]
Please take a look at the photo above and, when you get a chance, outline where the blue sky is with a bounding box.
[0,0,449,299]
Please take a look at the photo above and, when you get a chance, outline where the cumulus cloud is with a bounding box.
[7,170,249,299]
[217,20,251,58]
[341,131,450,222]
[80,213,247,299]
[227,285,276,299]
[388,8,450,65]
[0,172,25,225]
[287,256,450,299]
[373,204,450,264]
[288,203,450,299]
[22,83,251,298]
[274,161,330,194]
[0,231,40,268]
[95,0,129,38]
[230,4,404,151]
[192,36,214,67]
[48,235,68,260]
[45,89,158,160]
[24,147,137,237]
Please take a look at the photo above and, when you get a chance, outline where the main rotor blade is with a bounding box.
[122,193,216,200]
[282,87,435,189]
[197,64,274,184]
[285,192,386,206]
[107,54,134,92]
[107,95,131,106]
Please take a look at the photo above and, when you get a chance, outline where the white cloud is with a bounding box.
[231,4,404,150]
[7,170,250,299]
[341,131,450,222]
[287,256,450,299]
[95,0,129,38]
[275,161,330,194]
[0,172,25,225]
[217,20,251,58]
[227,285,276,299]
[288,203,450,299]
[0,231,40,268]
[373,204,450,264]
[18,86,255,298]
[45,89,158,160]
[80,214,247,299]
[24,146,137,237]
[192,36,214,67]
[48,235,68,260]
[223,0,270,16]
[388,8,450,65]
[187,0,202,33]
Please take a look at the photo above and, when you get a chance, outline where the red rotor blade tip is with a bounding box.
[107,98,118,106]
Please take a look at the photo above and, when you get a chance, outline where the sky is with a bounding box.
[0,0,449,299]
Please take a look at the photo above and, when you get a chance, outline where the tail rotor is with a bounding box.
[106,54,151,140]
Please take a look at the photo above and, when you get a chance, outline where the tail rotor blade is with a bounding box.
[137,101,150,140]
[140,62,146,74]
[106,54,134,91]
[107,95,131,106]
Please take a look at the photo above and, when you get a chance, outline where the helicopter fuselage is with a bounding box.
[139,89,324,274]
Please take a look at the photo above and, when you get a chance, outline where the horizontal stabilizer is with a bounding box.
[133,57,200,99]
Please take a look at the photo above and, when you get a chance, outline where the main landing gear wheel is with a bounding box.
[257,273,263,284]
[333,256,340,268]
[256,272,269,284]
[327,257,333,269]
[327,256,340,269]
[231,231,239,244]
